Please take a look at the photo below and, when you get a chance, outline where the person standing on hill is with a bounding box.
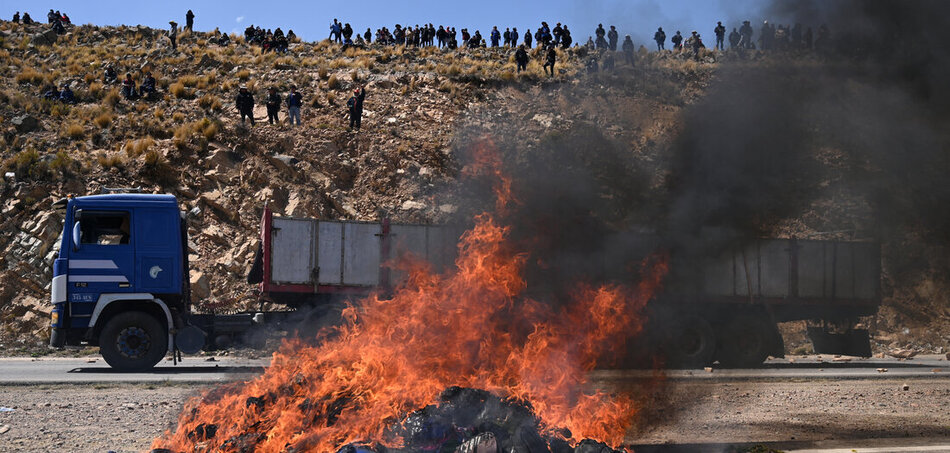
[671,30,683,50]
[236,86,255,125]
[729,27,741,50]
[543,47,556,76]
[607,25,619,51]
[621,35,635,65]
[491,26,500,47]
[12,12,19,23]
[524,29,532,48]
[185,10,194,32]
[714,21,726,50]
[286,86,302,126]
[347,86,366,130]
[168,21,178,50]
[265,87,281,125]
[654,27,666,51]
[514,44,528,72]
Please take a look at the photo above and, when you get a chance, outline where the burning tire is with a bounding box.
[662,315,716,368]
[715,314,774,368]
[99,311,167,372]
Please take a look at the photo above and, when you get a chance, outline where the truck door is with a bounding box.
[67,210,135,326]
[134,207,181,295]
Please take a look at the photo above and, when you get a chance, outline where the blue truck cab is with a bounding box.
[49,193,198,370]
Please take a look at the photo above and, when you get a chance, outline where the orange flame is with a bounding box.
[153,138,667,452]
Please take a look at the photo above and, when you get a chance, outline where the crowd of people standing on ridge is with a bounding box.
[8,8,840,132]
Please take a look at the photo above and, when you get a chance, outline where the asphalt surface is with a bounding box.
[0,356,266,384]
[0,354,946,384]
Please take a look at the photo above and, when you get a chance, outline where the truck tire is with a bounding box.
[663,315,716,368]
[715,314,774,368]
[99,311,167,372]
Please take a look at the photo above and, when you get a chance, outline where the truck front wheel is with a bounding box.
[99,311,167,372]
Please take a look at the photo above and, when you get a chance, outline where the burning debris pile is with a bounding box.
[154,386,625,453]
[151,142,667,453]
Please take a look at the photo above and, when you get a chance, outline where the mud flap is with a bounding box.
[807,327,872,357]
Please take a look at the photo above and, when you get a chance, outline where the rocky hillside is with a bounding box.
[0,20,946,355]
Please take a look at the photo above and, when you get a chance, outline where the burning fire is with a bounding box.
[153,139,667,452]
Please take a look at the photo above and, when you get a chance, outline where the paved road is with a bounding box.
[594,354,950,381]
[0,356,267,384]
[0,354,945,384]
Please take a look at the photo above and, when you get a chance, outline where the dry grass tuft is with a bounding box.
[124,136,155,157]
[327,75,340,90]
[94,112,114,128]
[64,123,85,140]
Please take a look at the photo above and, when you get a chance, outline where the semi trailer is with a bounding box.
[47,193,881,370]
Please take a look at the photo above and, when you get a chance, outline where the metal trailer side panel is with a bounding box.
[343,223,381,286]
[317,222,343,285]
[759,239,791,297]
[389,224,429,284]
[703,250,737,297]
[851,242,880,299]
[797,240,831,298]
[735,244,761,297]
[270,218,314,284]
[834,242,856,299]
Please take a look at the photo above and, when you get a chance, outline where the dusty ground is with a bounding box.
[623,379,950,446]
[0,378,948,452]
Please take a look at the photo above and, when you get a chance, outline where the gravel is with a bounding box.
[1,379,949,452]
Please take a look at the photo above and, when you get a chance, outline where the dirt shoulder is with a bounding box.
[1,378,949,452]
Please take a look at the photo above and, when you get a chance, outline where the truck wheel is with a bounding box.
[716,314,773,368]
[99,311,167,372]
[663,315,716,368]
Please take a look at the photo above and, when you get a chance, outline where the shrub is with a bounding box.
[169,82,188,99]
[102,88,121,108]
[6,149,50,180]
[180,75,199,87]
[49,150,75,176]
[125,136,155,157]
[94,112,114,128]
[64,123,85,140]
[327,75,340,90]
[318,67,328,80]
[172,112,185,122]
[97,153,124,169]
[198,94,216,109]
[236,69,250,81]
[15,67,45,85]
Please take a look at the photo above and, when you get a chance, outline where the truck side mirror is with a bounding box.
[72,221,81,251]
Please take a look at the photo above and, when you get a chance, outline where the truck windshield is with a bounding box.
[80,211,130,245]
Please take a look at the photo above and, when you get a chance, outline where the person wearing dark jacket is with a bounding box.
[543,47,556,76]
[185,10,194,32]
[514,45,528,72]
[12,12,19,23]
[524,29,532,48]
[347,86,366,129]
[286,85,302,125]
[22,12,33,24]
[607,25,619,51]
[168,21,178,50]
[265,87,281,124]
[621,35,635,65]
[654,27,666,50]
[236,86,254,125]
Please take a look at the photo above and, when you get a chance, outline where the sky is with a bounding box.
[2,0,774,44]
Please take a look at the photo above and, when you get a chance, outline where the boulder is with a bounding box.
[190,271,211,300]
[30,29,58,47]
[268,154,298,173]
[11,115,41,134]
